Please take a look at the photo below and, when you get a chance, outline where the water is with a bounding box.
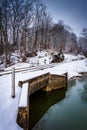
[29,76,87,130]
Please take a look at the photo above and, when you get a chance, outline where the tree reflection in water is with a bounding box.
[66,79,76,98]
[80,77,87,103]
[29,87,67,130]
[29,75,87,130]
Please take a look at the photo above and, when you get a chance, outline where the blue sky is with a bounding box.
[42,0,87,36]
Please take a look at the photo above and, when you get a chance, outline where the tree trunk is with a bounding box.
[11,67,15,98]
[13,24,16,45]
[34,30,38,51]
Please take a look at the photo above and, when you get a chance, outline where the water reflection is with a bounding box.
[66,80,76,98]
[30,76,87,130]
[29,87,67,129]
[68,79,76,87]
[79,77,87,103]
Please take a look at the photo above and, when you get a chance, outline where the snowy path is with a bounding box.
[0,74,22,130]
[0,63,58,76]
[0,59,84,76]
[0,59,87,130]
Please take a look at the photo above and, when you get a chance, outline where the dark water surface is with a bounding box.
[29,76,87,130]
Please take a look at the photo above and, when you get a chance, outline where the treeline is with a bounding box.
[0,0,87,66]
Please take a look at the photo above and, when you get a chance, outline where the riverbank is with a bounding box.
[68,72,87,81]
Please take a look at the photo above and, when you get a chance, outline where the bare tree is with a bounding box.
[78,28,87,56]
[20,0,35,51]
[1,0,10,67]
[82,28,87,38]
[50,20,67,52]
[66,32,78,53]
[32,0,46,50]
[43,14,52,50]
[0,1,3,55]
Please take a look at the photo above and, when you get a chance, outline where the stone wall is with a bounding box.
[18,73,67,94]
[17,107,28,130]
[17,72,67,130]
[29,73,49,95]
[42,73,67,92]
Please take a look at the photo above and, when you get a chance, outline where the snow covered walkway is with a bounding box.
[0,74,22,130]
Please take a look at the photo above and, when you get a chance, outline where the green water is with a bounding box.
[29,76,87,130]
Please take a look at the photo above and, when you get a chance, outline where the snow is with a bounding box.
[0,51,87,130]
[0,51,85,70]
[5,63,30,70]
[19,83,28,107]
[26,51,52,65]
[64,53,85,62]
[0,75,23,130]
[50,59,87,79]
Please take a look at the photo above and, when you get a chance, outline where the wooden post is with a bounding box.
[65,73,68,86]
[3,54,6,68]
[37,58,39,66]
[27,83,30,130]
[11,67,15,98]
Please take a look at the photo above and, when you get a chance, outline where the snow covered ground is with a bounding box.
[0,50,85,70]
[0,52,87,130]
[64,53,85,62]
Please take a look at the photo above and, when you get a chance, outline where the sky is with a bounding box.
[42,0,87,37]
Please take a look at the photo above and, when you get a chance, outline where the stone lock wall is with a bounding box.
[29,73,49,95]
[17,107,28,130]
[42,73,67,92]
[17,73,67,130]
